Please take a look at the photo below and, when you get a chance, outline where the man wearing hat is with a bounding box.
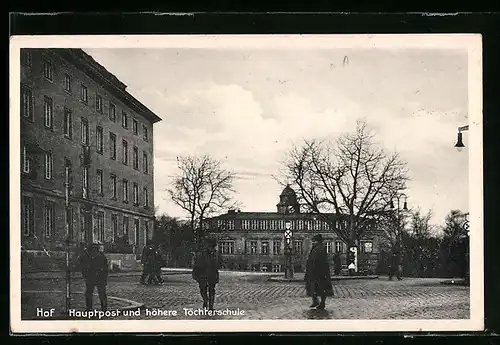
[78,242,109,311]
[305,234,334,310]
[140,241,155,285]
[192,238,219,310]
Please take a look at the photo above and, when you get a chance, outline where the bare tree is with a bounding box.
[408,209,434,240]
[167,155,239,241]
[377,211,408,252]
[279,119,409,249]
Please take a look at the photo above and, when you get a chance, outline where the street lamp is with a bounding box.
[283,220,294,279]
[389,193,408,280]
[458,212,470,284]
[454,125,469,152]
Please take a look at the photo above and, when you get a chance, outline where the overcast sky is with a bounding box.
[84,47,469,228]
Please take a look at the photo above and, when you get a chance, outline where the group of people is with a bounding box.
[75,234,401,313]
[140,242,166,285]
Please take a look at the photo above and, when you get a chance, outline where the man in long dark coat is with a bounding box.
[305,234,334,310]
[78,242,108,311]
[152,245,165,285]
[333,253,342,276]
[192,238,219,310]
[140,242,155,285]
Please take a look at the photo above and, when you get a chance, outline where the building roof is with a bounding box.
[280,184,296,197]
[276,184,299,207]
[206,211,339,220]
[55,49,162,124]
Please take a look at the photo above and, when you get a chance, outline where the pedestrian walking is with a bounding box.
[305,234,334,310]
[389,251,402,281]
[333,253,342,276]
[152,245,165,285]
[140,242,155,285]
[192,238,219,310]
[78,242,108,311]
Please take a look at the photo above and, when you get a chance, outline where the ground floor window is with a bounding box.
[22,196,34,236]
[293,240,303,254]
[134,219,140,245]
[273,241,281,255]
[220,241,234,254]
[261,263,271,272]
[272,264,281,272]
[335,240,345,254]
[361,241,373,253]
[326,241,334,254]
[95,211,104,242]
[111,214,118,241]
[44,202,55,238]
[249,241,257,254]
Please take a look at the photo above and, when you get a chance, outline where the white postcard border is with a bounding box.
[9,34,483,333]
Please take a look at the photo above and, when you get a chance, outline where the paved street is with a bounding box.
[21,271,469,320]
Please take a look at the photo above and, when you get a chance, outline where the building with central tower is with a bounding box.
[203,185,381,273]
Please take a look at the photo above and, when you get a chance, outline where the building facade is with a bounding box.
[203,186,381,274]
[20,48,161,256]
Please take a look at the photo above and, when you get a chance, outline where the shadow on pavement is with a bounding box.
[304,308,331,319]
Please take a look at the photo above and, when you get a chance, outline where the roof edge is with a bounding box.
[55,49,162,124]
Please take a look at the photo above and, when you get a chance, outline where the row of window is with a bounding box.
[93,211,149,245]
[205,219,346,231]
[22,195,150,244]
[219,240,373,255]
[218,240,373,255]
[22,149,149,207]
[21,56,150,141]
[91,168,150,207]
[23,134,149,180]
[22,89,151,174]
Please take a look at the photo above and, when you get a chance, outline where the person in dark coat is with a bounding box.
[333,253,342,276]
[152,245,165,285]
[78,242,108,311]
[140,242,155,285]
[389,251,402,281]
[192,238,219,310]
[305,234,334,310]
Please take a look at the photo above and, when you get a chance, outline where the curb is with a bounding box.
[440,279,470,286]
[268,275,379,283]
[21,270,190,281]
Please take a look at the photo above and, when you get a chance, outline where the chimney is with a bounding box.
[228,209,236,214]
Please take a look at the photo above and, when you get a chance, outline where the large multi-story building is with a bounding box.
[20,48,161,258]
[203,185,381,274]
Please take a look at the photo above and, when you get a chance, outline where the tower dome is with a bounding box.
[276,184,300,214]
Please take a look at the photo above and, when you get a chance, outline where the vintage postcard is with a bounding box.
[10,34,483,333]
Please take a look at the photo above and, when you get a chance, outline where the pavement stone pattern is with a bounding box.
[21,272,470,320]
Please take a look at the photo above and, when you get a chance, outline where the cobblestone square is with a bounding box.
[21,271,470,320]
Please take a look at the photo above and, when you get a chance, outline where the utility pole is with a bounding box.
[284,220,293,279]
[64,165,72,314]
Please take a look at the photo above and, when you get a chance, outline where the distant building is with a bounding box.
[20,48,161,256]
[203,185,381,273]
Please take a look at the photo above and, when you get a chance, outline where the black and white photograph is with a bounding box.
[10,34,483,333]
